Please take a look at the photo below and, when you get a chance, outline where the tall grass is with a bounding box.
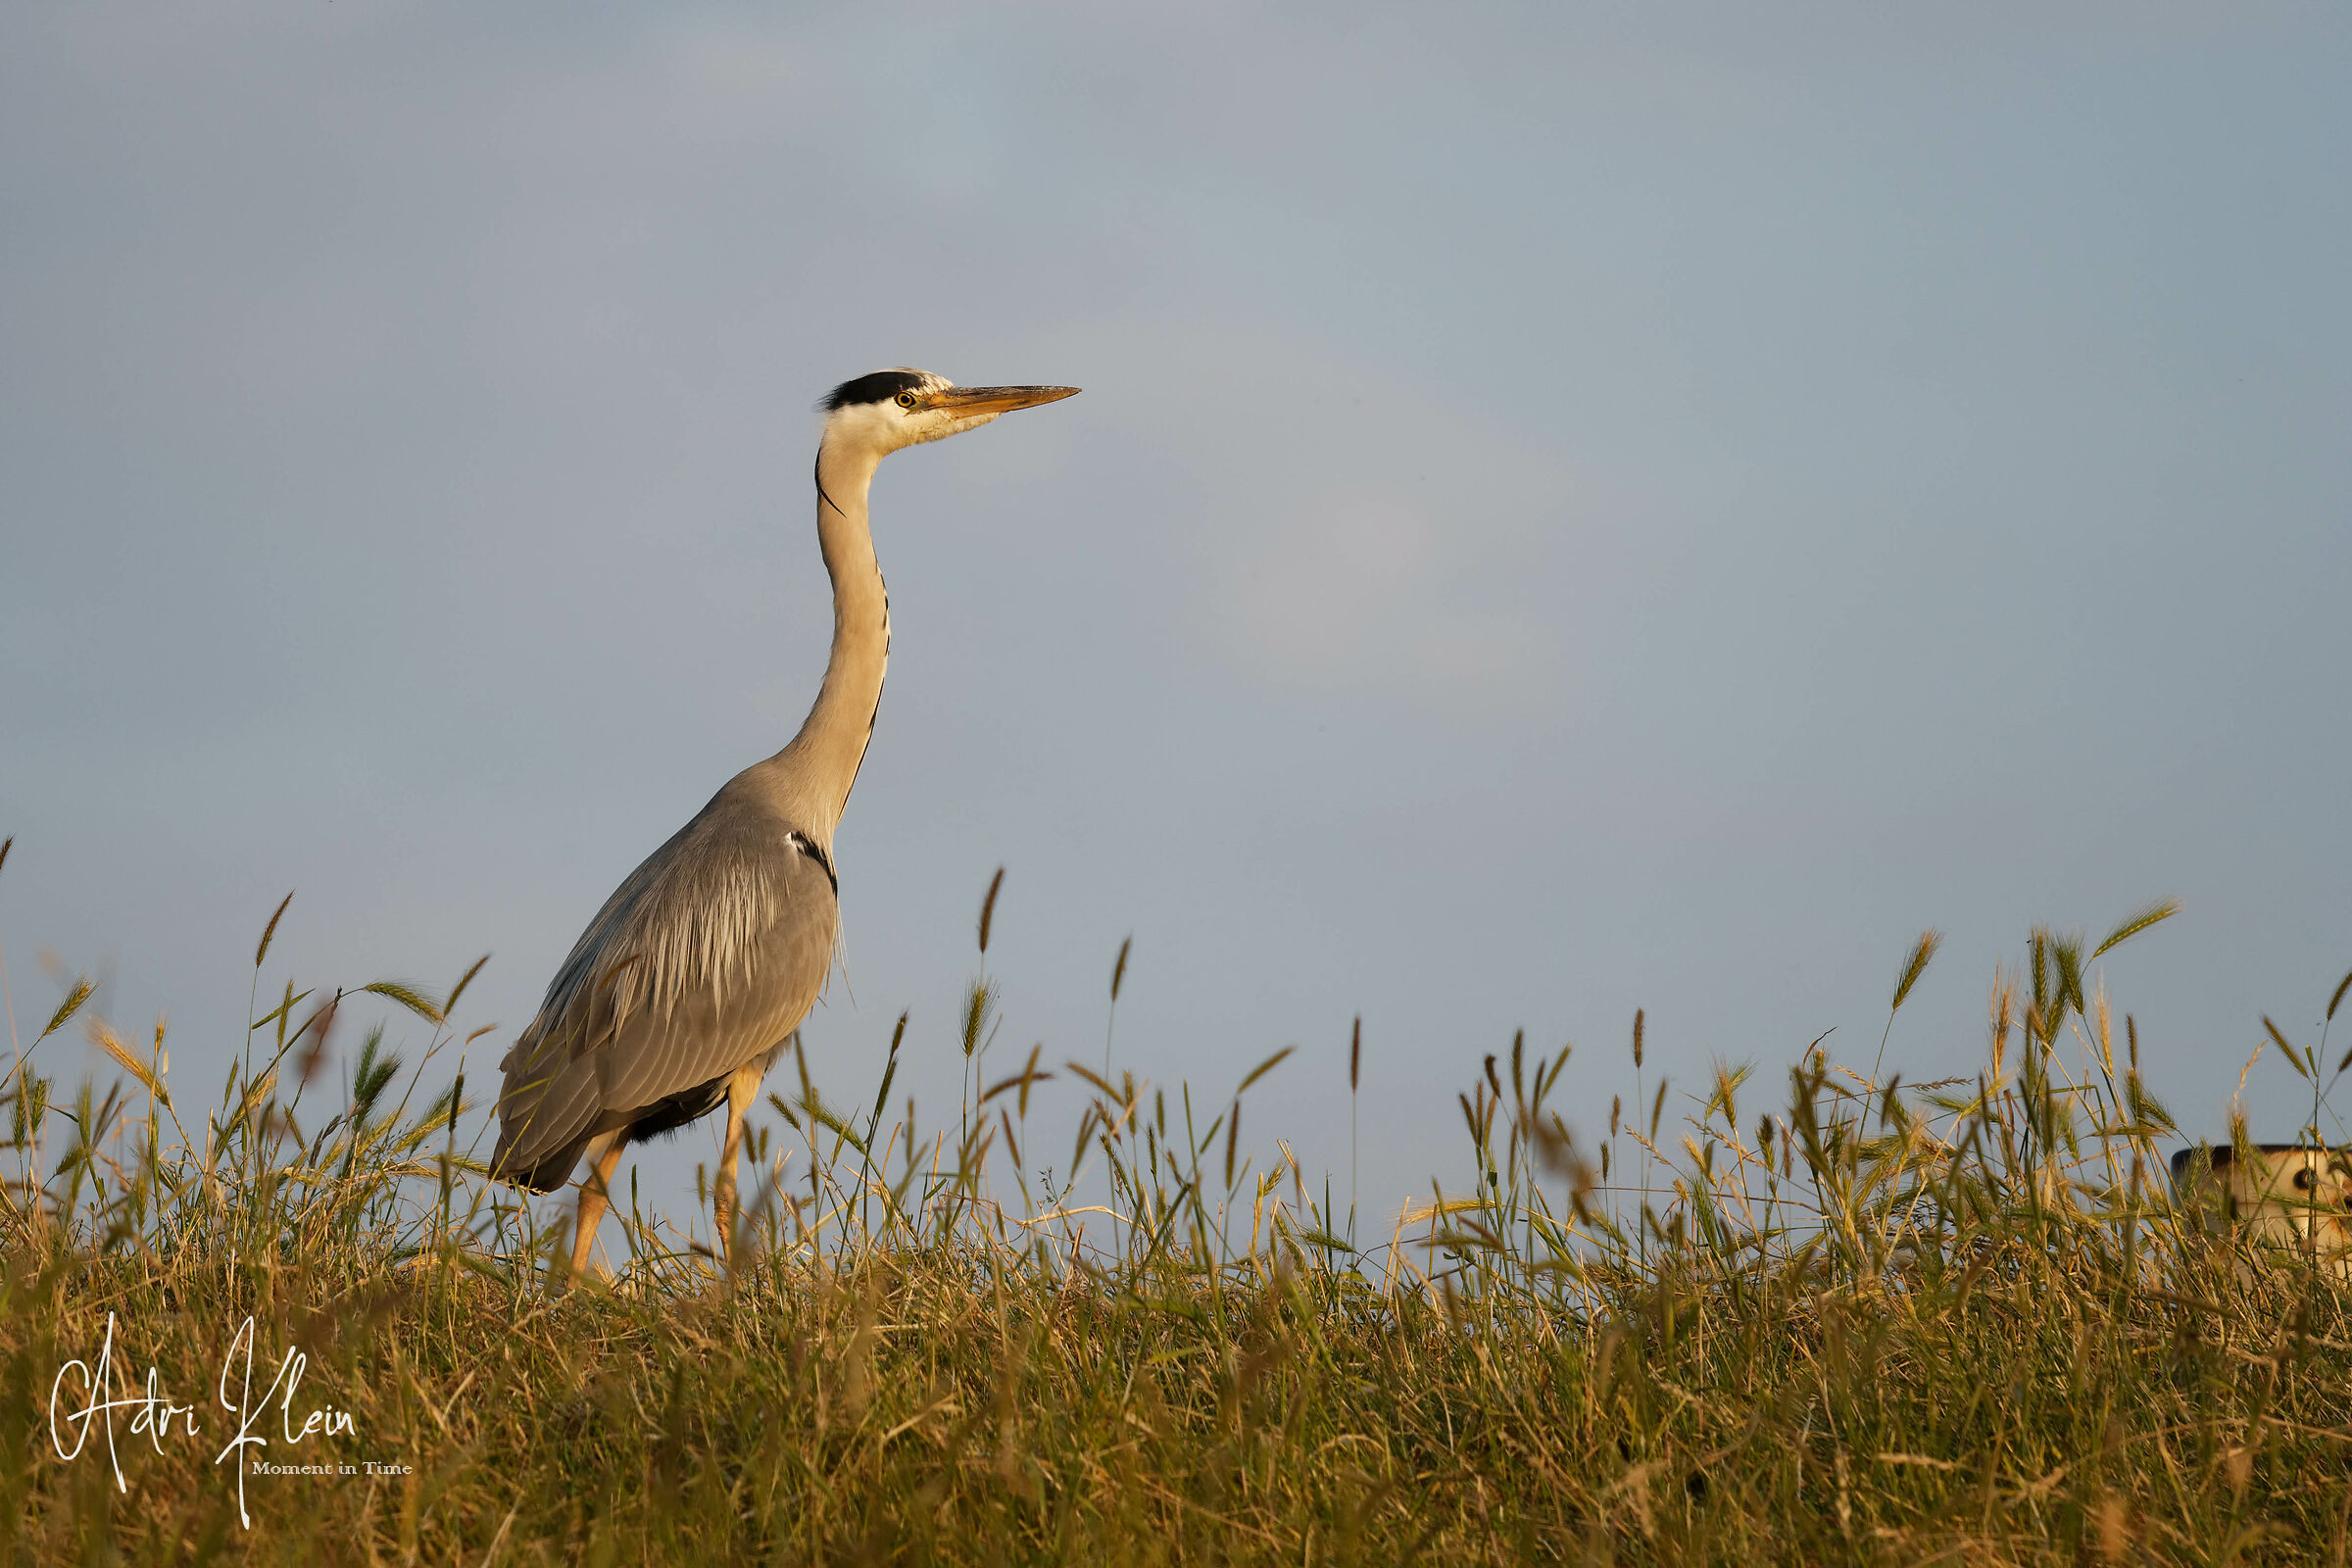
[3,863,2350,1564]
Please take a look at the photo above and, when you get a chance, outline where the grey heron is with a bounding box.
[490,368,1080,1277]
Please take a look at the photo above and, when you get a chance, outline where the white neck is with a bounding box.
[763,438,889,846]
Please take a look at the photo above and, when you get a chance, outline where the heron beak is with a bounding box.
[926,385,1081,417]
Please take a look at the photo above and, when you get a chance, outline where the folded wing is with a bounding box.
[491,784,837,1191]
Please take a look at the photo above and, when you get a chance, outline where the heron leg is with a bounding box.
[712,1063,765,1262]
[569,1130,628,1281]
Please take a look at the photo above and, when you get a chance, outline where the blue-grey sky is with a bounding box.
[3,4,2348,1232]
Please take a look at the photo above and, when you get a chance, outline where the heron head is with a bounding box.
[819,368,1079,457]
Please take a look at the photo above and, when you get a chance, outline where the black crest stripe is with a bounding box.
[821,369,930,411]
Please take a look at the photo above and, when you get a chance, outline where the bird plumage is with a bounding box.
[490,772,838,1191]
[488,367,1078,1275]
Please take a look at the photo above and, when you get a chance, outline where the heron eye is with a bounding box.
[895,391,919,410]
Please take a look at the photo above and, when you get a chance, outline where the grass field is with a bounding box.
[5,864,2352,1564]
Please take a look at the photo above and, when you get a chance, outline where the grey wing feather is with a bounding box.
[491,781,837,1186]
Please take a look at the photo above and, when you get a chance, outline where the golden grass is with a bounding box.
[4,871,2352,1564]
